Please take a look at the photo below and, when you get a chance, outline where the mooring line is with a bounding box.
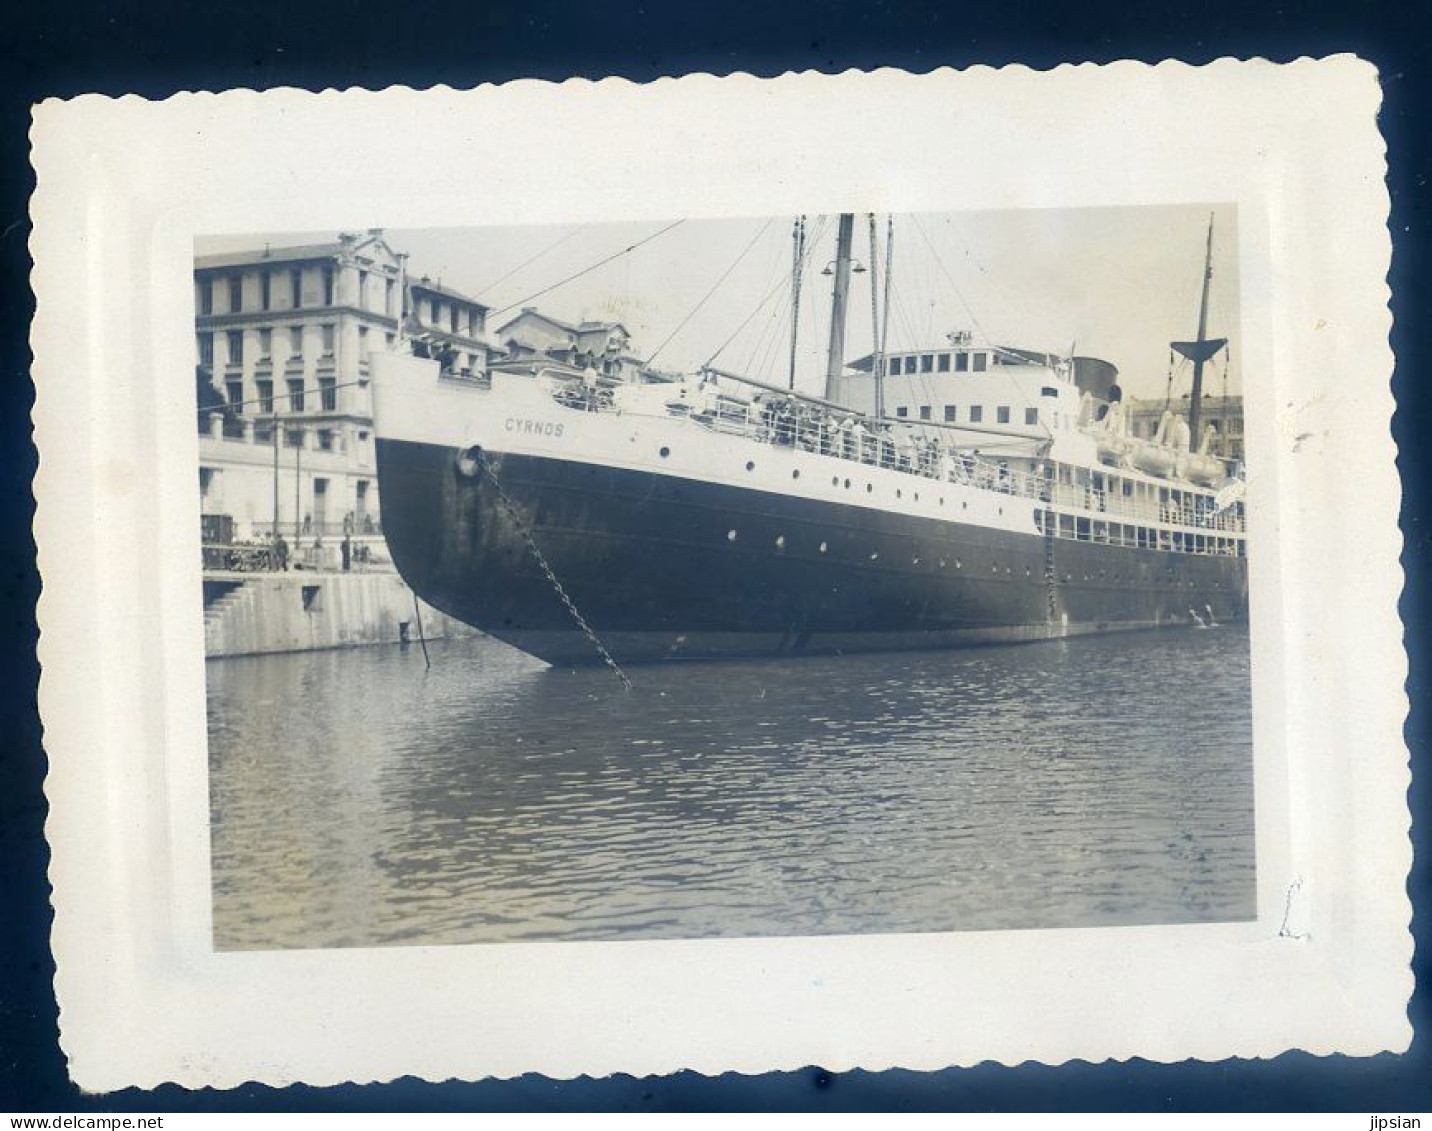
[477,456,634,690]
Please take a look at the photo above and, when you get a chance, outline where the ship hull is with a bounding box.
[376,436,1248,666]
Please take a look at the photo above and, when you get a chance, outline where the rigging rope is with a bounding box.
[490,219,687,317]
[644,217,774,370]
[475,223,588,300]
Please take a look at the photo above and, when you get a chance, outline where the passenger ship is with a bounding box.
[371,213,1247,667]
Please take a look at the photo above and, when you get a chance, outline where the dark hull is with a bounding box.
[376,438,1249,666]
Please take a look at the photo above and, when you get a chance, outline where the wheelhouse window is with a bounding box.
[944,405,957,422]
[937,353,951,372]
[955,352,969,372]
[969,405,983,423]
[997,405,1011,424]
[1025,407,1039,425]
[921,354,934,373]
[973,352,988,372]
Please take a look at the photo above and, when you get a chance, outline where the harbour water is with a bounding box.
[208,627,1255,950]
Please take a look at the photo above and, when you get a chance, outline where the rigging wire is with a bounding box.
[705,214,828,374]
[490,219,687,317]
[475,223,589,300]
[644,217,774,370]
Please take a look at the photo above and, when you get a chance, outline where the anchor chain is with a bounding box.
[476,455,633,690]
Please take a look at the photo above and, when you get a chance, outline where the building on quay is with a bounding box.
[492,307,677,383]
[194,231,496,554]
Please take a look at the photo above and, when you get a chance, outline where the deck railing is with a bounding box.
[543,377,1246,542]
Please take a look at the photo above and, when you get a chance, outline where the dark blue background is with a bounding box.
[2,0,1427,1111]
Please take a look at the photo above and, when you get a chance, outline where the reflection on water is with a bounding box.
[208,628,1255,950]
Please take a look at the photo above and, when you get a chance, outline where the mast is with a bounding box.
[1171,213,1225,442]
[879,216,894,420]
[867,214,883,419]
[824,213,855,401]
[788,216,806,391]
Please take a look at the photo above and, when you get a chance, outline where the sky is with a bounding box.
[197,203,1241,402]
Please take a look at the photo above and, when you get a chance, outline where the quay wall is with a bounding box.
[204,571,476,659]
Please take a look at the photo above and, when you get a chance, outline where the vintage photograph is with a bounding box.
[196,206,1254,950]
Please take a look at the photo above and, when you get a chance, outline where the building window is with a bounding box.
[256,380,274,415]
[322,325,335,355]
[287,378,305,413]
[199,279,214,315]
[226,330,243,366]
[357,269,368,310]
[997,405,1011,424]
[1041,386,1059,397]
[319,376,336,411]
[290,325,303,355]
[944,405,957,423]
[955,352,969,372]
[921,354,934,373]
[261,272,271,311]
[1025,407,1039,425]
[973,352,988,372]
[385,332,395,348]
[290,269,303,308]
[322,266,335,306]
[198,333,214,366]
[919,405,932,420]
[887,356,901,375]
[969,405,984,423]
[225,380,243,409]
[450,305,459,334]
[895,406,908,418]
[317,429,334,452]
[385,278,395,317]
[359,326,369,357]
[228,276,242,313]
[258,328,272,358]
[286,427,304,448]
[938,353,951,372]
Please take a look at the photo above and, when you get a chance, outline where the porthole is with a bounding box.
[866,483,873,493]
[792,469,801,479]
[998,507,1003,516]
[659,446,670,458]
[832,476,840,486]
[896,489,902,499]
[844,478,851,489]
[914,493,920,502]
[745,460,756,472]
[775,535,786,549]
[962,501,968,510]
[939,497,945,506]
[727,529,738,542]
